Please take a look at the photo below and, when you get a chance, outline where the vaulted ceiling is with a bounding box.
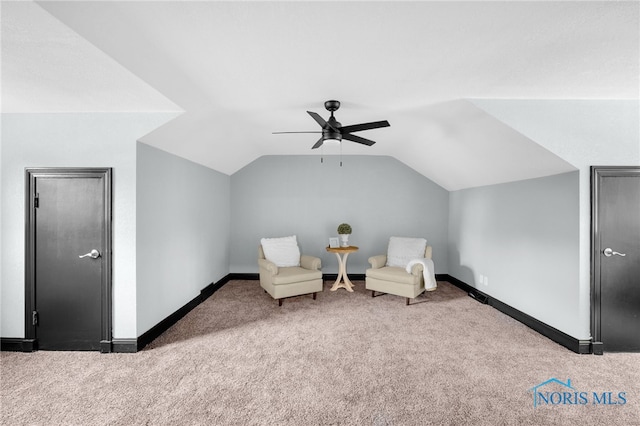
[3,1,638,190]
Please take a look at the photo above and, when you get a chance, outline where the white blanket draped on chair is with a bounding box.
[405,258,437,291]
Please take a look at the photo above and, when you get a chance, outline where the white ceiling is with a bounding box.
[2,1,638,190]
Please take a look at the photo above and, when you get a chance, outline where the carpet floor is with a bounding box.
[1,280,639,425]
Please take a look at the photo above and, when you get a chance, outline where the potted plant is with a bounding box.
[337,223,352,247]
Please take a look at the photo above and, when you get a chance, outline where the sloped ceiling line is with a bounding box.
[2,1,637,190]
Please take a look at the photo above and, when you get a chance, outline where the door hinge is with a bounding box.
[34,193,39,208]
[32,310,38,326]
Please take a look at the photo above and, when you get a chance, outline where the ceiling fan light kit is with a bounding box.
[273,99,390,150]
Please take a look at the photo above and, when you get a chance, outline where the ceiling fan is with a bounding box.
[273,100,390,149]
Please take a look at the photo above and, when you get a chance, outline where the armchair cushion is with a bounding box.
[366,266,420,285]
[386,237,427,268]
[271,266,322,285]
[260,235,300,267]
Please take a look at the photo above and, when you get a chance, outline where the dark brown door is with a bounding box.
[592,166,640,353]
[26,168,112,351]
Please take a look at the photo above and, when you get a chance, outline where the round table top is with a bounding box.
[326,245,359,253]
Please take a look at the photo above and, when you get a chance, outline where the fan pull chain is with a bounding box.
[340,142,343,167]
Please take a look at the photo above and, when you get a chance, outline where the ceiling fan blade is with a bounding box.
[307,111,337,131]
[272,131,322,134]
[340,120,390,134]
[342,133,376,146]
[311,136,324,149]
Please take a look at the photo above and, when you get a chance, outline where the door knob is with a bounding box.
[603,248,626,257]
[79,249,101,259]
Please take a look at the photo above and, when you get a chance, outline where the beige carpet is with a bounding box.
[2,280,639,425]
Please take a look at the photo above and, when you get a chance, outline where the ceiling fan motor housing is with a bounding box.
[324,100,340,112]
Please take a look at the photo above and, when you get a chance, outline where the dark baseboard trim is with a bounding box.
[6,273,590,355]
[228,273,259,280]
[325,274,447,282]
[490,297,587,355]
[444,274,590,354]
[446,274,490,304]
[0,338,37,352]
[578,340,592,355]
[3,276,232,354]
[229,273,448,282]
[133,293,202,352]
[230,272,449,284]
[323,273,366,281]
[227,273,368,281]
[112,274,232,353]
[201,274,232,299]
[112,339,137,353]
[435,273,448,282]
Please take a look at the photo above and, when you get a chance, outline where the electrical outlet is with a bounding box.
[484,276,489,286]
[479,274,484,285]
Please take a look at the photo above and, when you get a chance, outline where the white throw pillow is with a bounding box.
[386,237,427,268]
[261,235,301,267]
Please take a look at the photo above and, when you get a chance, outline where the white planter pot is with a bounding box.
[339,234,350,247]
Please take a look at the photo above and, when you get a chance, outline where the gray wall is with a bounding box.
[473,99,640,339]
[0,112,175,339]
[448,171,580,338]
[136,142,230,336]
[230,155,449,275]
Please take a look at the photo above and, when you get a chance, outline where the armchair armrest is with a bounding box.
[300,255,321,271]
[410,263,424,276]
[368,255,387,269]
[258,258,278,275]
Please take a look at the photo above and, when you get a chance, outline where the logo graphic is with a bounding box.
[529,378,627,408]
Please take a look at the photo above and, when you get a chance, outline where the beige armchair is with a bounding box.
[258,245,323,306]
[365,239,435,305]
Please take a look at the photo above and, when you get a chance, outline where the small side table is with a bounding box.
[326,246,359,292]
